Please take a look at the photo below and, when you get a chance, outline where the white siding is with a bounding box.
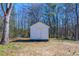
[41,29,48,39]
[30,22,49,40]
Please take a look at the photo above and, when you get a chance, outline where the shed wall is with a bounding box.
[30,22,49,40]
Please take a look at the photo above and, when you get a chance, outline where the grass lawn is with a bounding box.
[0,38,79,56]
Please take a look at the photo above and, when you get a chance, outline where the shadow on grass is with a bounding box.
[12,39,48,42]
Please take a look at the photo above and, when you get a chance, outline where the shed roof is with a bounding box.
[30,22,49,28]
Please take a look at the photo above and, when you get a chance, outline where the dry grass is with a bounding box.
[0,38,79,56]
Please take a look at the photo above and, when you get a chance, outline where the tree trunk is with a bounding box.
[0,3,12,44]
[75,25,79,41]
[1,14,10,44]
[75,4,79,41]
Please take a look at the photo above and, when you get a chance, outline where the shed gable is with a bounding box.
[30,22,49,29]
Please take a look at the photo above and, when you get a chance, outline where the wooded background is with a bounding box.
[0,3,79,42]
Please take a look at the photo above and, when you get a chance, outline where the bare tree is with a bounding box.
[0,3,13,44]
[75,4,79,40]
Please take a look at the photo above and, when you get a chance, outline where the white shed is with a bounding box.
[30,22,49,40]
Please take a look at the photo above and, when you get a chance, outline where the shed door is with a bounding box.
[31,27,48,39]
[41,29,48,39]
[35,29,41,39]
[31,28,41,39]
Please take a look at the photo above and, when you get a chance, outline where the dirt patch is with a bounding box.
[0,38,79,56]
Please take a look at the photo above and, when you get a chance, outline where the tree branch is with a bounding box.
[6,3,13,14]
[9,3,13,10]
[0,3,6,16]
